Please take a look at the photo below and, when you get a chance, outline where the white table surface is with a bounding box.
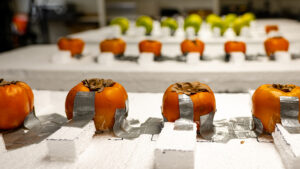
[1,44,300,92]
[0,90,284,169]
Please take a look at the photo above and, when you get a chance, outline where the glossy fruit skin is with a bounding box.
[181,39,205,56]
[0,81,34,130]
[139,40,162,57]
[265,25,279,34]
[161,17,178,32]
[65,81,128,131]
[100,38,126,55]
[264,37,289,57]
[184,14,202,34]
[110,17,129,34]
[224,41,246,54]
[136,16,153,35]
[252,84,300,133]
[162,83,216,129]
[57,37,85,56]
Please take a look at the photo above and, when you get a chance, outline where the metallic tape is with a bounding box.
[177,94,216,139]
[113,99,163,139]
[199,111,215,140]
[178,94,194,120]
[113,108,163,139]
[67,92,95,128]
[280,96,300,133]
[199,117,257,143]
[23,107,41,130]
[252,115,264,136]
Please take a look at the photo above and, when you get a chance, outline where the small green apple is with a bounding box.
[210,17,229,36]
[224,13,237,25]
[184,14,202,34]
[110,17,130,34]
[241,12,255,26]
[232,17,248,36]
[161,17,178,32]
[136,16,153,35]
[206,14,220,24]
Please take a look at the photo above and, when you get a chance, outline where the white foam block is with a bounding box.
[51,50,72,64]
[47,121,95,161]
[155,122,196,169]
[136,26,146,36]
[272,124,300,169]
[274,51,291,63]
[138,52,155,66]
[186,52,200,65]
[97,52,114,65]
[0,134,6,153]
[186,27,196,40]
[161,27,171,37]
[212,27,221,37]
[230,52,245,63]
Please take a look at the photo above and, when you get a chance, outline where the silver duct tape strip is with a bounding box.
[199,117,257,143]
[178,94,194,120]
[23,107,41,130]
[113,108,163,139]
[199,111,215,140]
[67,92,95,128]
[280,96,300,133]
[252,116,264,136]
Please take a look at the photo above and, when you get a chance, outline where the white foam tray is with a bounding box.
[0,90,284,169]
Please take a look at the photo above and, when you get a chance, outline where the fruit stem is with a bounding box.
[272,84,295,92]
[82,78,115,92]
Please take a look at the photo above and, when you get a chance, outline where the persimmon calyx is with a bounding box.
[272,84,295,92]
[0,79,18,86]
[172,82,209,95]
[82,78,115,92]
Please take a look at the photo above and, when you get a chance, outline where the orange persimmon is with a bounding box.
[252,84,300,133]
[181,39,205,56]
[0,79,34,130]
[100,38,126,55]
[162,82,216,129]
[264,37,289,57]
[224,41,246,54]
[265,25,279,34]
[139,40,162,57]
[65,78,128,131]
[57,37,85,56]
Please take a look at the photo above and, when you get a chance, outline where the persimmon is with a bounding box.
[265,25,279,34]
[252,84,300,133]
[162,82,216,129]
[264,37,289,58]
[57,37,85,57]
[224,41,246,54]
[65,78,128,131]
[100,38,126,56]
[0,79,34,130]
[139,40,162,57]
[181,39,205,56]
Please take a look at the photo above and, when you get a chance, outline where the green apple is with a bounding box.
[241,12,255,26]
[224,13,237,25]
[206,14,220,24]
[110,17,129,34]
[136,16,153,35]
[232,17,248,36]
[161,17,178,32]
[210,17,229,36]
[184,14,202,34]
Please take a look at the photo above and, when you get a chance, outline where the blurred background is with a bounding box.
[2,0,300,52]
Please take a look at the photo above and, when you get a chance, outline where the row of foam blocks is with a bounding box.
[0,119,298,169]
[51,51,292,65]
